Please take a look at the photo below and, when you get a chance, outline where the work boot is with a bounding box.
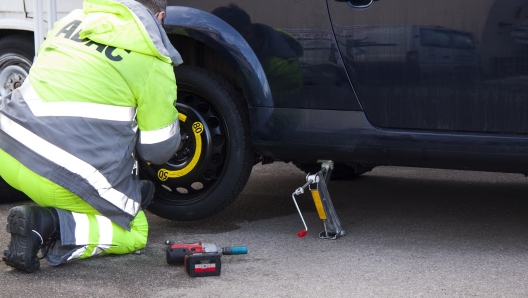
[3,206,60,273]
[140,180,155,209]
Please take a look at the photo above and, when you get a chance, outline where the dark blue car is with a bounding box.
[2,0,528,222]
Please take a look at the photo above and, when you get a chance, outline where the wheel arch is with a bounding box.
[164,6,273,109]
[0,29,33,43]
[0,18,34,33]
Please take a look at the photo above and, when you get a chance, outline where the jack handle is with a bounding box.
[292,174,318,238]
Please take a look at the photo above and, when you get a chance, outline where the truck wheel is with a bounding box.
[0,35,33,203]
[0,35,34,96]
[139,66,254,221]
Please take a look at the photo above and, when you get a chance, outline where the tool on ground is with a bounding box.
[165,241,248,277]
[291,160,346,240]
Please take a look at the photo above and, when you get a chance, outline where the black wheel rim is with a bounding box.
[139,83,229,206]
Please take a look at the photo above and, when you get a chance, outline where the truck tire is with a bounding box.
[0,35,33,203]
[139,66,254,221]
[0,35,34,96]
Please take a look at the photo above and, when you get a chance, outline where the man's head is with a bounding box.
[136,0,167,23]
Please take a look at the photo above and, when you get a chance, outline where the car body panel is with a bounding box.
[166,0,362,111]
[328,0,528,134]
[164,6,273,108]
[164,0,528,175]
[251,108,528,174]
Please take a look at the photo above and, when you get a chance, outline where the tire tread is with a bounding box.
[0,34,35,57]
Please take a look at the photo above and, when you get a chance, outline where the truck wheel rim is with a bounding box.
[0,54,31,96]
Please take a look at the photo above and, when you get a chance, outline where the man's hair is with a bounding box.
[211,3,251,33]
[136,0,167,14]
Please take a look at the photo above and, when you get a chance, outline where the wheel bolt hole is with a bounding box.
[211,153,223,165]
[208,117,220,128]
[203,170,216,180]
[176,187,188,194]
[191,182,203,190]
[198,103,210,113]
[175,148,190,158]
[212,135,225,147]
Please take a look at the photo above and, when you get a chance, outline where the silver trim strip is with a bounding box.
[0,113,140,216]
[19,80,136,122]
[139,118,179,144]
[72,212,90,246]
[68,246,87,261]
[92,215,113,256]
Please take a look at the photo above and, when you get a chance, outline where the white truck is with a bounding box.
[0,0,81,96]
[0,0,82,201]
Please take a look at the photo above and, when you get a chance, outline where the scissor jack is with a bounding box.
[292,160,346,240]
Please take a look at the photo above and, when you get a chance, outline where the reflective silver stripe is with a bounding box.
[0,113,140,216]
[139,118,179,144]
[72,212,90,245]
[92,215,113,256]
[69,212,89,260]
[19,80,136,122]
[68,246,87,261]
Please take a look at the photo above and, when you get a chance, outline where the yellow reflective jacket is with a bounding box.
[0,0,182,229]
[32,0,180,138]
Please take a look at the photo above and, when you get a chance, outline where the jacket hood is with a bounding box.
[80,0,182,65]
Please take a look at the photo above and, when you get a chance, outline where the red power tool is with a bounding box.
[165,241,248,277]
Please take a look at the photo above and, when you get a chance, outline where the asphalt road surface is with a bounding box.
[2,163,528,297]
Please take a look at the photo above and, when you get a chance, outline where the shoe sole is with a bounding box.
[2,206,40,272]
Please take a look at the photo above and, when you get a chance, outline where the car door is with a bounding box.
[327,0,528,134]
[168,0,362,111]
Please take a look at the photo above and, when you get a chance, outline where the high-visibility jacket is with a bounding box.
[0,0,182,230]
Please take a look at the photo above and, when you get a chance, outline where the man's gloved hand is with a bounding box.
[140,180,155,209]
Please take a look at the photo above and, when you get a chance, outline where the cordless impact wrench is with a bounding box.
[165,241,248,277]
